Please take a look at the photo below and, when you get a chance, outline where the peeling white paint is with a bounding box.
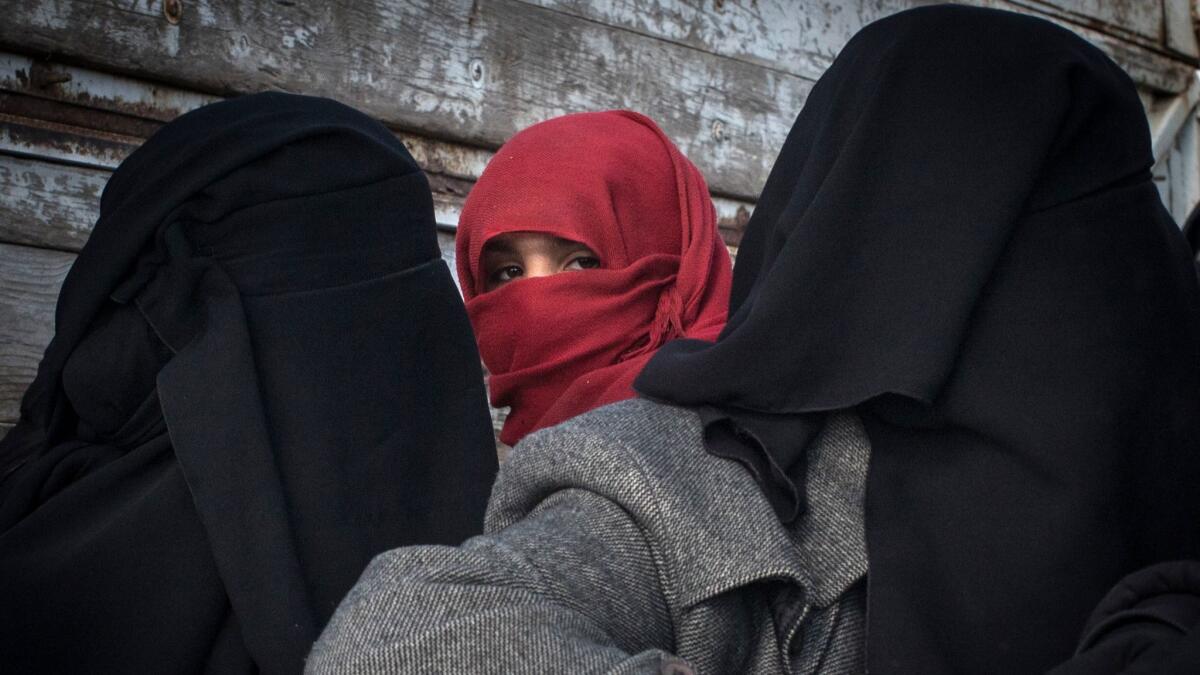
[433,202,461,229]
[1031,0,1160,42]
[526,0,1184,88]
[228,32,254,62]
[161,24,180,58]
[281,26,317,50]
[28,0,70,31]
[0,53,217,120]
[194,0,219,26]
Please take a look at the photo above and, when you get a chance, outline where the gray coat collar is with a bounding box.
[485,399,818,610]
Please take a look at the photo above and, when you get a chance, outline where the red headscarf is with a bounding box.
[457,110,732,445]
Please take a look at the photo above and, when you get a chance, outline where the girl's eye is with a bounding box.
[565,256,601,271]
[491,265,524,283]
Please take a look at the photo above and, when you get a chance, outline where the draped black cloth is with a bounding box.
[636,5,1200,673]
[1052,560,1200,674]
[0,92,498,673]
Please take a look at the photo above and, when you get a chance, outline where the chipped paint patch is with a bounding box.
[27,0,70,31]
[281,26,318,49]
[161,23,181,57]
[194,0,219,26]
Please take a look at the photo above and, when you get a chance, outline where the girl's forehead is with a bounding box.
[482,231,592,255]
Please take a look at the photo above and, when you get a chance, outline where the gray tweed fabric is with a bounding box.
[307,399,870,674]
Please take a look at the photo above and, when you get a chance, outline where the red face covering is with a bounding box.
[457,110,733,445]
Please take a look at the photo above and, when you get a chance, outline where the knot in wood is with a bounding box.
[711,119,726,142]
[469,59,486,87]
[163,0,183,25]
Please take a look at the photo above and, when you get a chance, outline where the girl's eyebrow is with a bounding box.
[552,239,596,254]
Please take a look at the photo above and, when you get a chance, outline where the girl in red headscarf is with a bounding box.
[457,110,733,446]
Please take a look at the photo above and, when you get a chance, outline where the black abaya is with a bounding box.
[636,6,1200,673]
[0,92,498,673]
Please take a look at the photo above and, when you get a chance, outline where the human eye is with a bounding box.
[565,255,601,271]
[490,264,524,284]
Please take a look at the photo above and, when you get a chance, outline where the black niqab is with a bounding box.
[0,92,498,673]
[637,6,1200,673]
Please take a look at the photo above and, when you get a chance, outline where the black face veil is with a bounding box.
[0,92,498,672]
[637,6,1200,674]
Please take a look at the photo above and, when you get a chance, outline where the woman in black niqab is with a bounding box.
[0,92,498,672]
[637,5,1200,674]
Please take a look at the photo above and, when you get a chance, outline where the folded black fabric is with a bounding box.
[1052,561,1200,675]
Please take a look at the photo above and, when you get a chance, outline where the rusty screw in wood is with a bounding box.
[469,59,485,88]
[163,0,183,25]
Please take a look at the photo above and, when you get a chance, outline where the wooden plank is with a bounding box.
[0,51,218,122]
[1178,114,1200,224]
[1167,115,1200,226]
[0,51,497,181]
[0,108,145,172]
[0,71,470,179]
[992,0,1198,88]
[0,242,71,424]
[526,0,1195,93]
[522,0,910,82]
[1163,0,1200,60]
[988,0,1194,92]
[0,1,813,201]
[0,154,105,251]
[1148,72,1200,164]
[1,56,758,242]
[1020,0,1162,44]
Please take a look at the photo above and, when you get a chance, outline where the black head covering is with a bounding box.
[0,92,498,673]
[637,5,1200,673]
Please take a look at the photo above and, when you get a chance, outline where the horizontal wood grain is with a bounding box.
[0,0,818,200]
[526,0,1191,81]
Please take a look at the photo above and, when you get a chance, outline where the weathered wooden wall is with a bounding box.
[1,0,1199,441]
